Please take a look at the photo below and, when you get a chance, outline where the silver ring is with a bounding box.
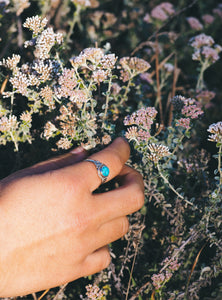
[85,159,110,183]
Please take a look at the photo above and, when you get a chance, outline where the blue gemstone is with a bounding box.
[101,165,109,177]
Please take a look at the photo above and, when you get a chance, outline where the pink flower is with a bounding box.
[151,273,165,289]
[190,33,214,48]
[181,99,203,119]
[187,17,203,30]
[176,118,190,129]
[151,2,175,21]
[202,14,215,25]
[202,46,220,63]
[143,13,151,23]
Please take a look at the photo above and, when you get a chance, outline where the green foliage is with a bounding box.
[0,0,222,299]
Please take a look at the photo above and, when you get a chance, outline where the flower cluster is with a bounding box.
[124,107,157,142]
[144,2,175,24]
[187,17,203,31]
[151,257,180,290]
[0,110,32,151]
[171,96,203,130]
[207,121,222,144]
[190,33,222,64]
[147,143,171,164]
[23,15,48,35]
[85,284,105,300]
[119,57,150,82]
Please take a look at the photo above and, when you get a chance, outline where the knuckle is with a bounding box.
[135,187,145,209]
[129,184,145,210]
[101,250,111,270]
[121,217,130,235]
[111,151,122,169]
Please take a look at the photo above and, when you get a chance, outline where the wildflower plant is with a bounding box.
[0,1,222,299]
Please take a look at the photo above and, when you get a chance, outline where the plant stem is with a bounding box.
[217,145,222,194]
[165,131,187,165]
[66,5,82,44]
[155,35,164,126]
[196,60,209,91]
[10,131,18,152]
[102,76,112,127]
[157,163,193,205]
[120,78,132,105]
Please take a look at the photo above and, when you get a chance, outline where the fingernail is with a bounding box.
[70,146,85,154]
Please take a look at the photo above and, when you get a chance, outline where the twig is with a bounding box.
[168,55,180,126]
[125,219,145,300]
[155,36,164,126]
[37,289,50,300]
[129,233,198,300]
[53,283,68,300]
[185,243,207,297]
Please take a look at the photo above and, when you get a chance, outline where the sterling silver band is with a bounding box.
[85,159,110,184]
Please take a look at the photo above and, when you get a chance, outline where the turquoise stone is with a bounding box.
[101,165,109,177]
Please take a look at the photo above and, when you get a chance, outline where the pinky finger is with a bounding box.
[81,246,111,278]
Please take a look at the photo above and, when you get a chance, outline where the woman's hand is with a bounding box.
[0,138,144,297]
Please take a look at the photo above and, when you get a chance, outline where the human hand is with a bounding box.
[0,138,144,297]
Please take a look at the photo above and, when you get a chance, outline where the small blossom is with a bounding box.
[151,273,165,289]
[99,54,117,70]
[10,72,29,96]
[151,2,175,22]
[213,6,222,19]
[201,46,221,63]
[92,69,108,83]
[182,98,203,119]
[207,121,222,143]
[0,54,21,71]
[119,57,150,78]
[0,115,18,132]
[111,83,121,95]
[125,126,139,141]
[33,60,53,82]
[143,13,151,23]
[56,68,78,99]
[190,33,214,48]
[147,143,171,163]
[102,134,111,145]
[176,118,190,129]
[40,86,55,109]
[20,111,32,123]
[140,72,154,84]
[23,15,48,35]
[34,27,63,59]
[196,90,216,105]
[43,121,57,140]
[186,17,203,30]
[70,90,88,105]
[56,137,72,150]
[202,14,215,25]
[163,63,174,73]
[124,107,157,130]
[85,284,105,300]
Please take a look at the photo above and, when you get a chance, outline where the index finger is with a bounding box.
[93,164,145,223]
[66,138,130,192]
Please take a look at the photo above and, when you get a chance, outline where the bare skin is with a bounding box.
[0,138,144,297]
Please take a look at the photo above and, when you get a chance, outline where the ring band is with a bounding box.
[85,159,110,183]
